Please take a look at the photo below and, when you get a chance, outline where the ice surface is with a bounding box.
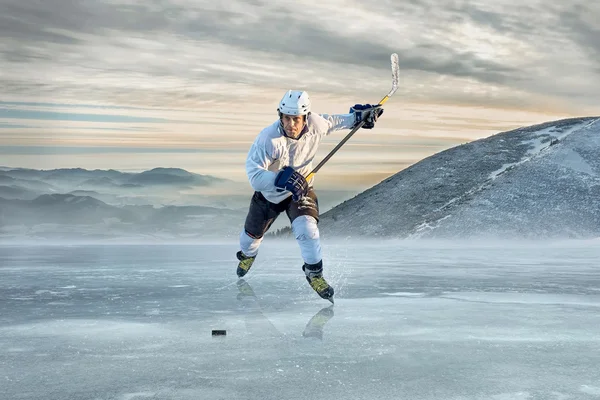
[1,239,599,400]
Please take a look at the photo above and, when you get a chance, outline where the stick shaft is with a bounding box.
[306,93,389,181]
[305,53,399,181]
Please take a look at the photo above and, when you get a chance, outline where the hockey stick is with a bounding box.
[305,53,400,181]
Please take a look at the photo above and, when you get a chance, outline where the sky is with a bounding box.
[1,0,599,191]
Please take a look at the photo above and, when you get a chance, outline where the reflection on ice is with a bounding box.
[235,278,335,340]
[302,306,335,340]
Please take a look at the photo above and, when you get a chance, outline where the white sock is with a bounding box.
[239,231,262,257]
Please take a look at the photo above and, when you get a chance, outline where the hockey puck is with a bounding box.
[211,329,227,336]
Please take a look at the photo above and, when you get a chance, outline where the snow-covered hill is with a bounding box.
[319,117,600,239]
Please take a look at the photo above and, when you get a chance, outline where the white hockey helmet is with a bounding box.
[277,90,311,116]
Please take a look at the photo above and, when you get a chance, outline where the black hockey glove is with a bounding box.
[275,166,309,201]
[350,104,384,129]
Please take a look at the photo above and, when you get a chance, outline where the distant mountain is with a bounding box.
[142,167,199,177]
[29,193,104,208]
[1,194,136,225]
[17,178,59,193]
[0,173,59,200]
[318,116,600,240]
[126,167,224,186]
[0,185,41,200]
[0,174,16,184]
[0,168,42,180]
[67,189,124,205]
[0,167,228,190]
[0,167,236,207]
[75,177,141,190]
[0,193,245,240]
[46,168,124,181]
[68,189,102,196]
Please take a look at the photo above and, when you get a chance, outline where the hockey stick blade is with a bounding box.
[389,53,399,96]
[379,53,400,106]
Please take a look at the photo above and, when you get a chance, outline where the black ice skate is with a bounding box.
[302,261,334,304]
[236,251,256,278]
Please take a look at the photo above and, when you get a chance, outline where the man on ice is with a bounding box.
[236,90,383,303]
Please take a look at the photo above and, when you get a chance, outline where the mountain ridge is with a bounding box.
[318,116,600,239]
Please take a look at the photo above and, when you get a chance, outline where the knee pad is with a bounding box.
[292,215,319,240]
[292,215,321,264]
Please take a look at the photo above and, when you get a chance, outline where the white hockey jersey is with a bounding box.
[245,112,356,204]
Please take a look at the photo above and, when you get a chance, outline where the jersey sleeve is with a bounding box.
[318,113,356,135]
[245,139,279,192]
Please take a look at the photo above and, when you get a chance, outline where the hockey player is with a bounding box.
[236,90,383,302]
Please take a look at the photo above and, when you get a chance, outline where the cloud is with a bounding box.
[1,108,171,123]
[557,4,600,61]
[0,0,598,111]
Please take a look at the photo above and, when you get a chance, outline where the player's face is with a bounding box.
[281,114,305,138]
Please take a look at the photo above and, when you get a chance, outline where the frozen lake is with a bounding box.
[1,239,600,400]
